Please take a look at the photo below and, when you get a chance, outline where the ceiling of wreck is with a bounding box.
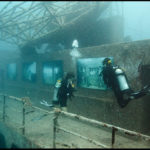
[0,2,109,46]
[0,2,112,52]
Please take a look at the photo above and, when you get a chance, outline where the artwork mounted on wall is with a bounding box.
[22,62,36,82]
[7,63,17,80]
[77,57,113,90]
[42,60,63,85]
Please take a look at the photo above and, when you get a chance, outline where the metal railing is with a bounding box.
[53,109,150,148]
[1,95,26,135]
[0,94,150,148]
[0,94,54,136]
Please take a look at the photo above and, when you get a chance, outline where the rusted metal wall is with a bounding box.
[1,39,150,135]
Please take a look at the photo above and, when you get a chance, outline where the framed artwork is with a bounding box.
[77,57,113,90]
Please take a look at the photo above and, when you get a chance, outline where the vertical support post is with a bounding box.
[53,112,57,149]
[22,101,25,135]
[53,110,59,149]
[112,127,117,148]
[3,95,6,122]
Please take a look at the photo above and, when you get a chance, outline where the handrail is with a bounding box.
[53,109,150,148]
[57,110,150,141]
[0,93,54,115]
[0,94,54,136]
[0,94,150,148]
[57,126,109,148]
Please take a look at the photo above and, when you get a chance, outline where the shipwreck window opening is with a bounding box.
[6,63,17,81]
[22,62,36,83]
[42,61,63,85]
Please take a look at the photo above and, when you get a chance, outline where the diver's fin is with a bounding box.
[40,100,53,107]
[142,85,150,94]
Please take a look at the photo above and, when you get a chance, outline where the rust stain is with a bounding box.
[125,132,136,136]
[74,115,79,119]
[103,124,107,127]
[113,127,118,132]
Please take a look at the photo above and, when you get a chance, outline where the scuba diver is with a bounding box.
[40,72,75,110]
[55,72,76,111]
[101,57,150,108]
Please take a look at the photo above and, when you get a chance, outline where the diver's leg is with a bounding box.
[53,98,60,110]
[129,85,150,100]
[117,95,131,108]
[60,98,67,112]
[113,87,130,108]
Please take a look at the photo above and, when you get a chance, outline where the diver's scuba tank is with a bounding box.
[114,66,130,92]
[52,79,62,104]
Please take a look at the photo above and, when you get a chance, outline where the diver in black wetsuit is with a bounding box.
[101,57,150,108]
[57,72,75,111]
